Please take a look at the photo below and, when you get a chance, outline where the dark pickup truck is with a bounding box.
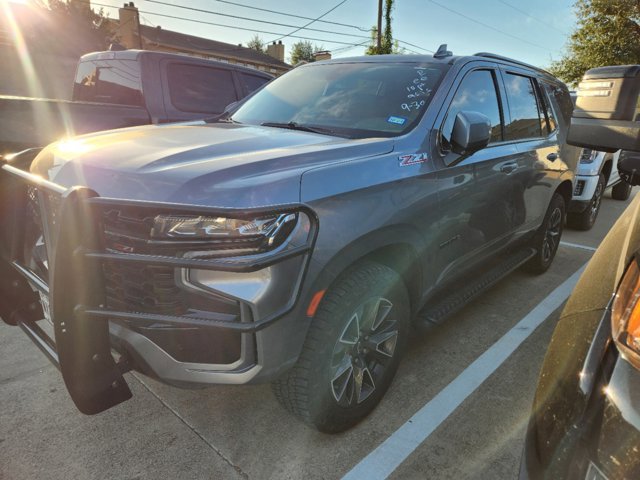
[0,49,272,155]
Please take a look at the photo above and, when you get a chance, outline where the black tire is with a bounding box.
[567,174,605,231]
[612,180,632,201]
[523,193,565,275]
[272,261,410,433]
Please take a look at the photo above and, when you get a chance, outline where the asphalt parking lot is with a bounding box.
[0,188,635,480]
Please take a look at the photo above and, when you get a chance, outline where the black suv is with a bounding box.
[0,48,576,432]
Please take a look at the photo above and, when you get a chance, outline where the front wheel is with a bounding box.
[567,174,604,231]
[612,180,632,201]
[272,261,410,433]
[523,192,565,275]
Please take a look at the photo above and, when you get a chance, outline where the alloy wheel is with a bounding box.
[542,207,562,263]
[329,297,399,406]
[589,182,604,223]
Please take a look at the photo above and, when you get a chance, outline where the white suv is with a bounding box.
[567,148,633,230]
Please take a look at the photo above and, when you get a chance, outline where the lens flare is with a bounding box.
[1,1,45,98]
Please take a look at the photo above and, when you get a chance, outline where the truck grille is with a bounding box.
[100,206,244,365]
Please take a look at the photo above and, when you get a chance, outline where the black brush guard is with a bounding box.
[0,161,317,414]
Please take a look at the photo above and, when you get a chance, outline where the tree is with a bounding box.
[549,0,640,86]
[289,40,324,64]
[366,0,403,55]
[35,0,113,53]
[246,35,265,53]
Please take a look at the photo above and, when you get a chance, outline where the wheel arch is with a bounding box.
[601,156,613,184]
[555,179,573,210]
[305,226,425,318]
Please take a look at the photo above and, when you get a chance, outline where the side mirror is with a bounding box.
[451,111,492,156]
[618,150,640,186]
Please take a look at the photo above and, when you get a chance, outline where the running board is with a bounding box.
[416,247,536,328]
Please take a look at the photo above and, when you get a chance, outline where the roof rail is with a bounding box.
[473,52,553,76]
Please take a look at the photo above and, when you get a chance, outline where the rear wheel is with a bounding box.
[567,174,604,231]
[272,261,410,433]
[523,193,565,274]
[612,180,632,201]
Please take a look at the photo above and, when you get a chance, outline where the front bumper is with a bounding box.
[569,174,600,212]
[0,161,318,413]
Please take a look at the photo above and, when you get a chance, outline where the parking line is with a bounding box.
[342,264,587,480]
[559,241,598,252]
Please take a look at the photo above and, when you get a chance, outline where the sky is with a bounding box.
[31,0,579,68]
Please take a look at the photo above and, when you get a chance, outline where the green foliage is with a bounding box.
[247,35,265,53]
[289,40,324,64]
[366,0,403,55]
[550,0,640,86]
[33,0,113,53]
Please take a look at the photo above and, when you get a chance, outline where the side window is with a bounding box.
[537,81,557,135]
[505,73,547,140]
[239,73,269,94]
[504,73,543,140]
[441,69,503,150]
[543,82,572,126]
[167,64,238,114]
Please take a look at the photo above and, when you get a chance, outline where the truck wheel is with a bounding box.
[612,181,632,201]
[567,174,604,231]
[272,261,410,433]
[523,193,565,275]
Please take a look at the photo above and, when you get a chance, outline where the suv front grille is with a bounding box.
[100,206,244,365]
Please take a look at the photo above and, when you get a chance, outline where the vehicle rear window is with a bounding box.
[537,82,558,135]
[441,69,503,149]
[73,59,143,106]
[504,73,543,140]
[167,64,238,114]
[239,72,269,94]
[543,82,573,126]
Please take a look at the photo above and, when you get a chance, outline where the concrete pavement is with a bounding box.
[0,188,634,480]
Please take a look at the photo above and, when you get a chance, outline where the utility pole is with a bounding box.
[376,0,383,53]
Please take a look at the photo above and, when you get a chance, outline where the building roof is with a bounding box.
[139,25,290,70]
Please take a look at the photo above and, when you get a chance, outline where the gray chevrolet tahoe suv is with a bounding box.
[0,49,576,432]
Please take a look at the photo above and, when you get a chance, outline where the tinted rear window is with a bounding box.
[239,72,269,94]
[504,73,542,140]
[167,64,238,114]
[73,59,143,106]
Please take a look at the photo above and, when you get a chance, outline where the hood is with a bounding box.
[31,122,394,207]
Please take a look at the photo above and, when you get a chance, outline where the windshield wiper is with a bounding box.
[260,121,339,136]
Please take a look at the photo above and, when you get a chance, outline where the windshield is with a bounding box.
[231,62,448,139]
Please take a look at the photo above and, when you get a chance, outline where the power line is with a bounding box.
[496,0,552,29]
[144,1,433,53]
[268,0,350,43]
[496,0,569,34]
[88,0,433,56]
[89,1,371,48]
[210,0,370,32]
[145,0,371,41]
[426,0,552,51]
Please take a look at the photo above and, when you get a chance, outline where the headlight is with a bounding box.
[579,149,598,164]
[612,258,640,368]
[150,212,299,254]
[152,214,295,239]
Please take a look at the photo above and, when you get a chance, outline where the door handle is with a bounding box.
[500,163,518,174]
[547,152,559,161]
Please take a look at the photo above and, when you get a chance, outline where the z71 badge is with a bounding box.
[399,153,428,166]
